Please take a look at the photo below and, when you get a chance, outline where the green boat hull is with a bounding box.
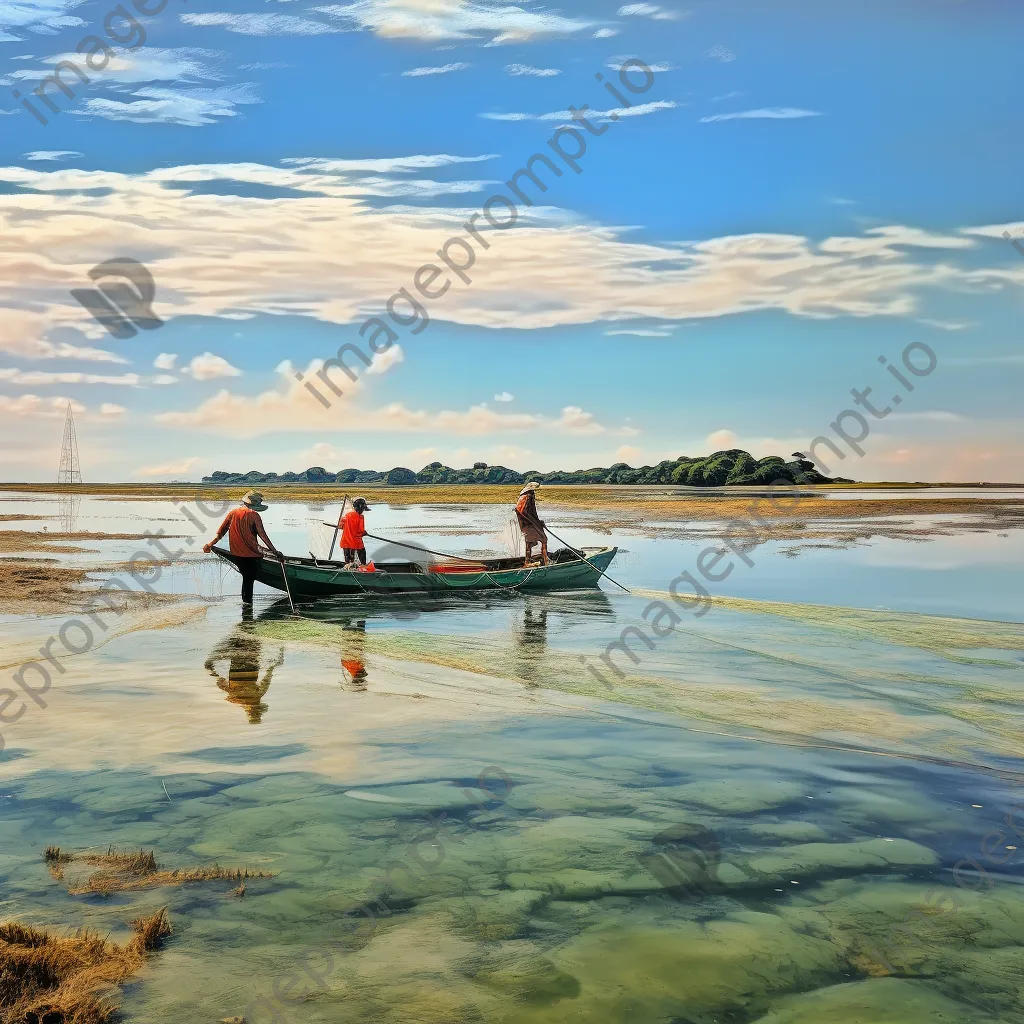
[213,546,618,599]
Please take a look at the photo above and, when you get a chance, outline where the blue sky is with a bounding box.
[0,0,1021,481]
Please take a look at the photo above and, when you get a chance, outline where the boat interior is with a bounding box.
[267,546,602,574]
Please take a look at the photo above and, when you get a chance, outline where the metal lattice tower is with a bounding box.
[57,403,82,484]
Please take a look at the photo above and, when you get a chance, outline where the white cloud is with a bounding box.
[153,374,181,386]
[23,150,82,161]
[556,406,604,436]
[402,61,470,76]
[182,352,243,380]
[604,327,674,337]
[137,456,201,477]
[0,393,125,424]
[0,393,84,418]
[593,28,618,38]
[315,0,595,44]
[617,4,683,19]
[917,318,970,331]
[494,391,514,402]
[365,344,404,375]
[482,100,677,123]
[282,153,498,174]
[606,56,676,73]
[1,161,1017,356]
[0,368,141,386]
[0,0,86,36]
[700,107,821,123]
[11,48,225,88]
[295,441,347,466]
[706,428,738,450]
[156,361,611,439]
[80,85,261,126]
[706,44,736,62]
[154,353,178,370]
[616,445,643,463]
[506,63,559,77]
[181,12,338,35]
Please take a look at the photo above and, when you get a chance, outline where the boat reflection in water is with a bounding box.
[252,589,615,696]
[204,630,285,723]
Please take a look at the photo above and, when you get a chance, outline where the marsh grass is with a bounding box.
[44,847,275,896]
[0,909,170,1023]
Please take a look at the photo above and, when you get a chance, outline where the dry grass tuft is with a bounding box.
[45,846,275,896]
[130,908,171,951]
[0,909,172,1024]
[44,847,73,882]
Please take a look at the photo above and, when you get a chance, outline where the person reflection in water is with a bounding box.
[512,604,548,687]
[205,632,285,723]
[340,619,369,691]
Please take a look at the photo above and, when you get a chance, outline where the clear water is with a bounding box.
[1,489,1022,1023]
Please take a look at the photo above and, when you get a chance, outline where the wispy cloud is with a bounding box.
[402,61,470,77]
[605,327,674,337]
[80,85,261,126]
[0,0,86,38]
[606,55,676,73]
[181,12,338,35]
[481,100,677,123]
[506,63,560,77]
[706,44,736,62]
[616,3,683,20]
[700,107,821,123]
[0,368,141,386]
[282,153,498,174]
[23,149,81,161]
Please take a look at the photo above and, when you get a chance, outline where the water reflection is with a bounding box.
[204,630,285,723]
[339,618,368,691]
[511,604,548,687]
[57,492,81,534]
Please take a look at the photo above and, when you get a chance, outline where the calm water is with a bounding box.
[1,489,1023,1023]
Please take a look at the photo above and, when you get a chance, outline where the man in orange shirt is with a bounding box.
[339,497,371,567]
[203,491,282,605]
[515,481,548,565]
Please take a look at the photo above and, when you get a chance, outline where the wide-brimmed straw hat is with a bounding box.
[242,490,269,512]
[519,481,541,495]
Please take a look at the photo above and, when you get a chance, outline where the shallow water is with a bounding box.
[1,489,1023,1023]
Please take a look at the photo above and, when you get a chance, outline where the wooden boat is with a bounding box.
[211,545,618,598]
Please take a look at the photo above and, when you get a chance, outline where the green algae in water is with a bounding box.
[248,597,1024,766]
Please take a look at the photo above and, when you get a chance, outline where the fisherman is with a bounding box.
[339,497,371,567]
[203,491,282,606]
[515,481,549,566]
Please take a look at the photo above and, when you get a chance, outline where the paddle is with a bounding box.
[327,495,349,561]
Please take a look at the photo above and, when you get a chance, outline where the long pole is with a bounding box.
[327,495,349,562]
[277,553,297,613]
[336,528,487,565]
[540,524,631,594]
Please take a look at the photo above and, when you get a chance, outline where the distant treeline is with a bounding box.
[202,449,849,487]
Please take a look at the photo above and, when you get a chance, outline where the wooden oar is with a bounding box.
[327,495,349,561]
[540,524,631,594]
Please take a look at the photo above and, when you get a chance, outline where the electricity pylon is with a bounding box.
[57,403,82,484]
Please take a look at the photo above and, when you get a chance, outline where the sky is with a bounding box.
[0,0,1021,482]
